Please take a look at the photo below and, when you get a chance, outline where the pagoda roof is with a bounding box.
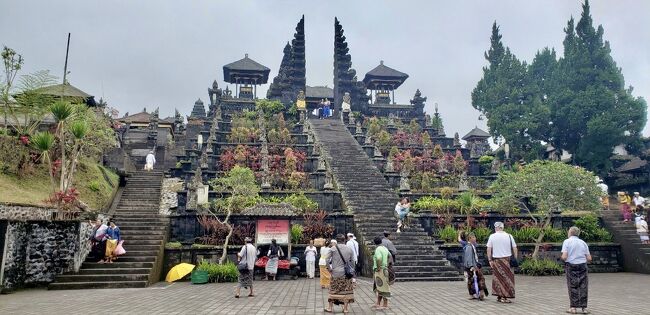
[306,86,333,99]
[616,157,648,173]
[223,54,270,84]
[241,203,299,217]
[363,61,409,90]
[462,127,490,140]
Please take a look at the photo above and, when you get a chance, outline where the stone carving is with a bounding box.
[424,114,432,127]
[409,89,427,114]
[187,167,204,210]
[385,158,395,173]
[348,114,356,126]
[261,141,269,155]
[341,92,351,112]
[364,133,372,145]
[373,145,383,158]
[399,168,410,192]
[458,176,469,191]
[317,156,327,172]
[261,153,270,172]
[261,170,271,189]
[312,144,321,156]
[453,132,461,147]
[355,122,362,135]
[307,132,314,144]
[323,171,334,190]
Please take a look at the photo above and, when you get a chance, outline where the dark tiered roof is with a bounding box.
[462,127,490,140]
[617,157,648,173]
[362,61,409,90]
[189,99,206,119]
[306,86,334,99]
[223,54,270,84]
[31,82,96,106]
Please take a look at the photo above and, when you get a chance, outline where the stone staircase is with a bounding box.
[601,207,650,274]
[49,170,168,290]
[310,119,462,281]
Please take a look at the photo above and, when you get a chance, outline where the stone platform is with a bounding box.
[1,273,647,314]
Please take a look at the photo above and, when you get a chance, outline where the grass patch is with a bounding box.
[0,159,118,210]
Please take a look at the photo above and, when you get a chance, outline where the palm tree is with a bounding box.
[50,101,74,192]
[63,120,88,191]
[31,131,56,192]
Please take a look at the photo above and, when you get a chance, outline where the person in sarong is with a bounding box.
[325,234,354,314]
[487,222,517,304]
[561,226,592,314]
[460,232,488,300]
[319,240,334,288]
[372,237,391,310]
[105,221,121,263]
[88,219,108,263]
[235,237,257,298]
[636,215,649,244]
[265,239,284,280]
[618,191,632,222]
[144,151,156,171]
[381,231,397,284]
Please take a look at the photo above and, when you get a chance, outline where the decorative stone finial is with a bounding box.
[323,171,334,190]
[373,145,383,158]
[385,158,395,173]
[317,156,327,172]
[399,168,410,192]
[453,132,461,147]
[355,122,362,135]
[364,133,372,145]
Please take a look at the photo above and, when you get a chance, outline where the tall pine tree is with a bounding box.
[551,0,646,174]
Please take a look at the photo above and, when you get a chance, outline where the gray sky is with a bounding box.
[2,0,649,137]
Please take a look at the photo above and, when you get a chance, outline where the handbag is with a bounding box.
[113,240,126,256]
[508,234,519,268]
[237,245,249,272]
[335,245,354,279]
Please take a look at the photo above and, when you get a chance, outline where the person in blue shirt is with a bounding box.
[561,226,592,314]
[105,221,121,263]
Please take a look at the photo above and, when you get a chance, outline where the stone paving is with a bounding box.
[1,273,648,314]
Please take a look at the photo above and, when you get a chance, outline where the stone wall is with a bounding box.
[1,220,92,292]
[440,243,622,273]
[0,203,56,221]
[160,178,183,215]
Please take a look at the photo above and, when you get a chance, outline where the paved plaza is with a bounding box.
[1,273,648,314]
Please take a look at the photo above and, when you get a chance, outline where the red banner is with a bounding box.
[256,219,289,244]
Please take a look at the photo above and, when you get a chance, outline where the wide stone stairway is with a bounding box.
[49,170,168,290]
[310,119,462,281]
[601,205,650,274]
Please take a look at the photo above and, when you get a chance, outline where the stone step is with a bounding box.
[116,234,166,240]
[122,244,162,251]
[120,230,166,236]
[77,268,152,275]
[56,273,150,282]
[83,262,154,269]
[117,256,157,263]
[395,276,463,282]
[118,225,167,230]
[115,239,163,246]
[49,281,148,290]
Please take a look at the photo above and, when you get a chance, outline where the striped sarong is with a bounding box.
[491,257,515,298]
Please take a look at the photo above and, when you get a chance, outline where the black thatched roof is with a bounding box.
[462,127,490,140]
[223,54,270,84]
[617,157,648,173]
[363,61,408,89]
[306,86,333,99]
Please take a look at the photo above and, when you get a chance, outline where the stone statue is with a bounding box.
[424,114,432,127]
[348,113,356,126]
[307,132,314,144]
[355,122,362,135]
[296,90,306,110]
[261,153,270,172]
[453,132,461,147]
[261,141,269,155]
[341,92,351,112]
[323,171,334,190]
[373,145,383,158]
[385,158,395,173]
[458,175,469,191]
[364,133,372,145]
[399,168,410,192]
[187,166,204,210]
[261,170,271,189]
[317,156,327,172]
[312,144,321,156]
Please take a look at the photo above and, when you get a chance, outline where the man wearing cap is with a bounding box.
[487,222,517,304]
[346,233,360,272]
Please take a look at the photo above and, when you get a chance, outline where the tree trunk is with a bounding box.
[219,224,234,265]
[531,212,553,260]
[59,126,66,192]
[63,144,83,192]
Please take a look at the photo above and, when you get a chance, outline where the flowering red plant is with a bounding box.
[44,188,80,211]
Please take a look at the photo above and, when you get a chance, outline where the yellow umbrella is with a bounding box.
[165,263,195,282]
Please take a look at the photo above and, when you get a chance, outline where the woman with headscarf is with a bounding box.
[487,221,517,304]
[88,219,108,263]
[319,240,333,288]
[618,191,633,222]
[324,234,355,313]
[265,239,284,281]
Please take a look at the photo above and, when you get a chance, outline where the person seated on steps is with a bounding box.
[395,197,411,233]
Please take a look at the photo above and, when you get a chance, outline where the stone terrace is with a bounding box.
[1,273,648,314]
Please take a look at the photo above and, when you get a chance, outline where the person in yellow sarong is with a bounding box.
[319,240,333,288]
[372,236,391,311]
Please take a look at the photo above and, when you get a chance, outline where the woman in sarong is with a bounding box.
[460,232,488,300]
[618,191,632,222]
[561,226,592,314]
[104,221,121,263]
[319,240,333,288]
[325,234,354,314]
[372,237,391,310]
[265,239,284,280]
[487,222,517,304]
[88,219,108,263]
[235,237,257,298]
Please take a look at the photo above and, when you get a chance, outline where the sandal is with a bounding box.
[581,309,591,314]
[323,308,333,313]
[235,295,240,298]
[248,294,255,297]
[566,308,577,314]
[499,299,512,304]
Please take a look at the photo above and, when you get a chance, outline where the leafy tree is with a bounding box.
[209,166,259,264]
[490,161,601,258]
[1,46,23,133]
[255,99,285,118]
[549,0,646,174]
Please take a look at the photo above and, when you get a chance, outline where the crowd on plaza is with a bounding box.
[233,218,595,314]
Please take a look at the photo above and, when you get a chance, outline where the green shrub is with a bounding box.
[88,180,101,192]
[196,260,238,282]
[438,225,457,243]
[542,227,566,243]
[573,214,612,242]
[519,258,563,276]
[412,196,460,214]
[283,193,318,213]
[457,192,485,215]
[165,241,182,249]
[478,155,494,165]
[507,226,566,243]
[291,224,303,244]
[469,226,492,244]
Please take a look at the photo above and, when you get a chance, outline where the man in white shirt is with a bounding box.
[346,233,359,281]
[561,226,592,314]
[596,179,609,208]
[487,222,517,304]
[633,192,645,208]
[144,151,156,171]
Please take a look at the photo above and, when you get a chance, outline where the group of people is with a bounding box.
[88,218,124,263]
[311,99,332,119]
[459,221,593,314]
[617,191,649,244]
